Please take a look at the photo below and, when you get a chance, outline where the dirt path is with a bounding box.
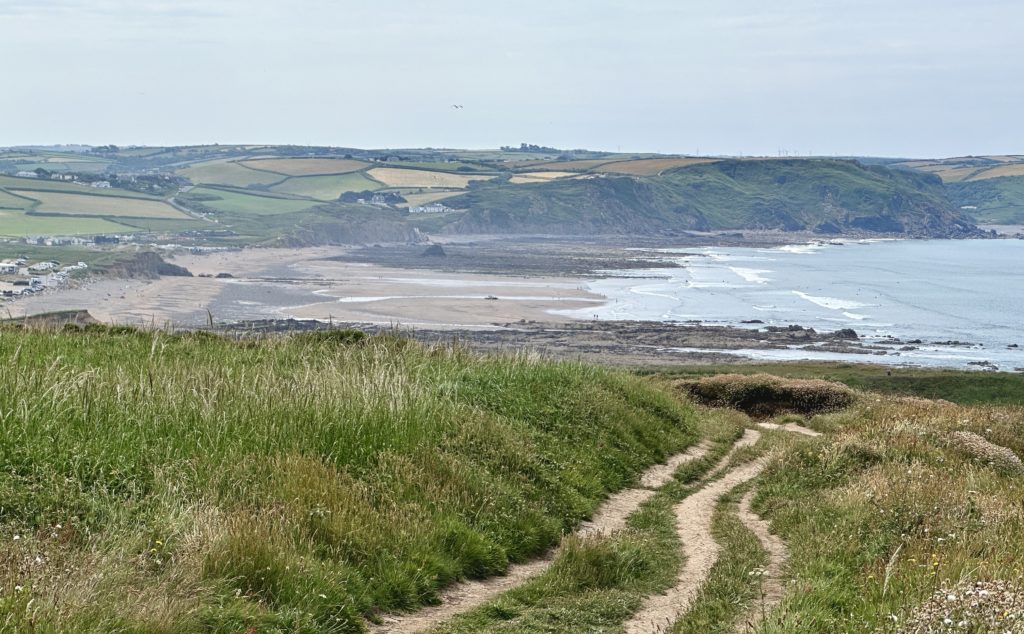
[734,490,789,633]
[370,441,711,633]
[757,421,821,437]
[623,429,764,634]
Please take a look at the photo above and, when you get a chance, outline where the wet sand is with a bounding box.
[5,247,604,328]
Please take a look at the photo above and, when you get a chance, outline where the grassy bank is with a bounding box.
[652,362,1024,406]
[0,327,696,633]
[753,395,1024,630]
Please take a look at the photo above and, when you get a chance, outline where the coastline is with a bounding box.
[4,237,1021,372]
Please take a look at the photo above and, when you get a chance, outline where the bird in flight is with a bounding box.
[452,104,464,109]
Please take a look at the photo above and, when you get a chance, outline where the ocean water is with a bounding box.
[558,239,1024,371]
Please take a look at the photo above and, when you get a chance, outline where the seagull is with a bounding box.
[452,104,464,109]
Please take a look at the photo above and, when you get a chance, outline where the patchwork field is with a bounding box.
[399,191,464,207]
[178,160,286,188]
[595,157,719,175]
[21,191,192,219]
[367,167,492,188]
[269,172,383,200]
[967,164,1024,181]
[522,158,618,171]
[508,171,577,184]
[0,189,33,209]
[238,158,369,176]
[0,210,130,236]
[0,176,156,199]
[187,187,318,215]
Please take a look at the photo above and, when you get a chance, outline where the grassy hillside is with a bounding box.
[0,327,696,633]
[946,176,1024,224]
[446,159,978,237]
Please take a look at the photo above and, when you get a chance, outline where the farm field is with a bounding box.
[0,175,156,199]
[269,172,383,200]
[0,209,130,236]
[507,171,577,184]
[595,157,719,175]
[367,167,492,188]
[0,189,33,209]
[178,160,286,188]
[187,186,318,215]
[238,157,369,176]
[520,158,618,171]
[399,191,464,207]
[966,163,1024,181]
[22,191,193,220]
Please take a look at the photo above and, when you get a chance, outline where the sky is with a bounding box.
[1,0,1021,157]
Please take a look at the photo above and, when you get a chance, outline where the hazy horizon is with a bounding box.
[2,0,1022,157]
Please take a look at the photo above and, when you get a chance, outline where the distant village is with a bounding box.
[0,258,87,300]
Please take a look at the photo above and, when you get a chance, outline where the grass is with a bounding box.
[0,209,132,236]
[185,186,319,215]
[366,168,492,189]
[753,396,1024,631]
[947,176,1024,224]
[671,484,767,633]
[400,191,465,208]
[0,189,33,210]
[651,362,1024,406]
[238,158,369,176]
[178,160,287,188]
[595,157,719,176]
[433,409,747,633]
[23,191,193,219]
[270,173,383,200]
[0,328,697,633]
[0,176,157,199]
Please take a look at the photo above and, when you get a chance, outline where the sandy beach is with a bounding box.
[4,246,604,328]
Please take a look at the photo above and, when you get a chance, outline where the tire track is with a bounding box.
[370,441,712,633]
[734,490,789,633]
[624,429,763,634]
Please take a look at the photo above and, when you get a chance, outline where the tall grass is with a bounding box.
[756,397,1024,631]
[0,326,696,633]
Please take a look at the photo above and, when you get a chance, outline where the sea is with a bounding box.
[558,239,1024,371]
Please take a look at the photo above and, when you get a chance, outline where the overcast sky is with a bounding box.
[1,0,1021,157]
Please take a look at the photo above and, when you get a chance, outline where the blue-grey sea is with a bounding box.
[559,239,1024,371]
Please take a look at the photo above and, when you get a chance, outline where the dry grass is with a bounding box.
[678,373,856,417]
[508,171,577,184]
[17,190,191,219]
[238,158,369,176]
[595,157,719,176]
[965,164,1024,181]
[399,191,464,207]
[948,431,1024,474]
[519,159,618,172]
[366,168,493,189]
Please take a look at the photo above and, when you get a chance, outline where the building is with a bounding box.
[15,171,38,178]
[0,262,18,275]
[27,261,57,274]
[408,202,452,214]
[91,180,112,188]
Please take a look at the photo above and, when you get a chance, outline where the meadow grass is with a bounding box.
[270,173,383,200]
[434,409,747,633]
[753,397,1024,631]
[24,191,193,219]
[178,160,288,188]
[0,327,696,633]
[0,210,132,237]
[186,186,318,215]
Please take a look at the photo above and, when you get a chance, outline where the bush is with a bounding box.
[678,373,856,417]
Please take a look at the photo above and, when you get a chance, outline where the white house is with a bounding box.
[0,262,18,275]
[15,171,38,178]
[408,202,451,214]
[91,180,112,188]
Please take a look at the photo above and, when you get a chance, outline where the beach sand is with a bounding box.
[5,247,604,328]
